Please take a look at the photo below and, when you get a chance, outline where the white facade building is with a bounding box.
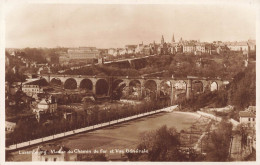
[239,106,256,127]
[22,84,43,98]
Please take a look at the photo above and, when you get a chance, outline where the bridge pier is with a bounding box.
[186,79,192,99]
[92,80,97,95]
[156,84,161,100]
[170,83,174,105]
[203,81,211,92]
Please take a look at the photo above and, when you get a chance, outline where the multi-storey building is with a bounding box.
[34,96,57,114]
[68,47,100,60]
[108,48,117,56]
[225,41,249,52]
[22,79,48,98]
[22,84,43,98]
[248,39,256,52]
[182,43,196,54]
[239,106,256,128]
[125,45,137,54]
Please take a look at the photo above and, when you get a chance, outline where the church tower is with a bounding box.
[161,35,164,45]
[172,33,175,43]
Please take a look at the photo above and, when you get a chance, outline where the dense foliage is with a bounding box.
[227,64,256,110]
[178,90,228,111]
[64,65,140,77]
[205,119,233,161]
[177,61,255,116]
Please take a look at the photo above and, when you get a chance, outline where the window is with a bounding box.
[54,158,57,161]
[253,118,255,121]
[248,118,251,121]
[45,158,48,161]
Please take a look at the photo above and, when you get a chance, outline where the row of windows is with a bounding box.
[24,85,39,88]
[248,118,255,121]
[45,158,57,161]
[23,88,40,92]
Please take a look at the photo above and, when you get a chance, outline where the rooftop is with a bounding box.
[239,110,255,118]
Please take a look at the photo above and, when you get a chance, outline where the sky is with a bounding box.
[5,3,256,48]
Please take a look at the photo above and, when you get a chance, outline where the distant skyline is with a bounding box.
[5,3,256,48]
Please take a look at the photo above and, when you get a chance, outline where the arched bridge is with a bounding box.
[40,74,230,104]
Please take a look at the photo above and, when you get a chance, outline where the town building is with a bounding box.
[158,35,170,55]
[33,96,57,114]
[149,41,159,55]
[22,84,43,98]
[239,106,256,127]
[98,49,108,57]
[225,41,249,52]
[183,42,196,54]
[5,121,16,133]
[22,79,48,98]
[118,48,126,55]
[248,39,256,52]
[135,42,145,54]
[108,48,117,56]
[68,47,99,60]
[58,47,100,64]
[125,45,137,54]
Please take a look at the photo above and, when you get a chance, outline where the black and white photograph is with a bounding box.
[2,0,258,163]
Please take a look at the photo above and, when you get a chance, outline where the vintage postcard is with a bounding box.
[1,0,258,163]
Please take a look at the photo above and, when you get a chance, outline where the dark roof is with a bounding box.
[24,79,48,86]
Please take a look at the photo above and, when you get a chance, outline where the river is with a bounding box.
[8,111,200,161]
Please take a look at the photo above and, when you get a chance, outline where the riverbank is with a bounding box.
[7,105,182,151]
[7,110,200,161]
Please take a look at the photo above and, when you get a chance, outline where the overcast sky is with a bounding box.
[5,3,256,48]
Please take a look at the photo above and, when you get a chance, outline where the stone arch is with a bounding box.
[144,80,157,99]
[95,79,109,96]
[79,79,93,90]
[111,79,127,99]
[192,80,204,94]
[174,80,187,99]
[50,78,62,86]
[174,80,187,92]
[129,80,142,99]
[160,80,172,96]
[210,81,218,91]
[112,79,126,91]
[159,80,172,105]
[64,78,77,89]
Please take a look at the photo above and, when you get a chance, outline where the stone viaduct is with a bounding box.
[40,74,230,105]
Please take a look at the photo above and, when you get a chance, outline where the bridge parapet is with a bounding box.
[39,74,230,82]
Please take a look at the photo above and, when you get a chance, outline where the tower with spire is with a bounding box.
[172,33,175,43]
[161,35,164,45]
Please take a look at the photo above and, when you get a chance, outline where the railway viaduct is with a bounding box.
[40,74,230,105]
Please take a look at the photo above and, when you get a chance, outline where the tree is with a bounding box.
[127,125,182,161]
[205,119,233,161]
[236,123,249,148]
